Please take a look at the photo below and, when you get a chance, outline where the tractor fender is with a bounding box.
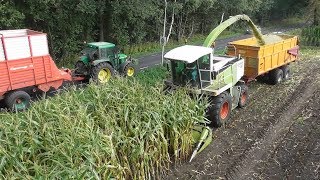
[92,59,112,67]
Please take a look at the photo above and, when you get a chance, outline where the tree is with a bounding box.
[0,1,24,29]
[308,0,320,26]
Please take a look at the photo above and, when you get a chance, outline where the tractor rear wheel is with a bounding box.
[269,68,283,85]
[281,65,290,80]
[91,62,115,83]
[238,84,249,108]
[206,92,232,127]
[5,90,31,111]
[123,62,136,77]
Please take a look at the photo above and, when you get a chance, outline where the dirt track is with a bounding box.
[167,54,320,179]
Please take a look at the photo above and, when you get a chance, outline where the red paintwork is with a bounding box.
[0,55,72,97]
[288,46,299,56]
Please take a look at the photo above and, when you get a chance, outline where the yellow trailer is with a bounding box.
[227,34,299,84]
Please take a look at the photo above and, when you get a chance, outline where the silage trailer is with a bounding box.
[0,29,83,111]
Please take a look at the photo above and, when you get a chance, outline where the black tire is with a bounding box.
[5,90,31,111]
[206,92,232,127]
[238,84,249,108]
[91,62,115,83]
[268,68,283,85]
[122,62,136,77]
[75,61,88,75]
[281,65,290,80]
[256,75,268,83]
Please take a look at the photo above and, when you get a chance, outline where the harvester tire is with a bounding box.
[269,68,283,85]
[238,84,249,108]
[123,62,136,77]
[207,92,232,127]
[281,65,290,80]
[91,62,115,83]
[5,90,31,111]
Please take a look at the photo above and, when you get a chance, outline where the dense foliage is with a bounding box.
[0,78,206,179]
[0,0,314,61]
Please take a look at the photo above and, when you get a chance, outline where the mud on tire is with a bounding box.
[206,92,232,127]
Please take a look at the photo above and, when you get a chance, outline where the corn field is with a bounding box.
[302,26,320,46]
[0,78,206,179]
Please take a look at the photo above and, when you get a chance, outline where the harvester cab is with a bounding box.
[75,42,136,83]
[164,45,245,97]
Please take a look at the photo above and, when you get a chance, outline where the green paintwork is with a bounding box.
[203,64,237,93]
[203,14,265,47]
[190,125,212,162]
[118,53,127,61]
[87,42,115,49]
[80,55,90,65]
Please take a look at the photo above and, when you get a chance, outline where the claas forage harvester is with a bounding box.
[164,15,299,160]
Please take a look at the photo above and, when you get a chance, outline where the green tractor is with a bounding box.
[75,42,137,82]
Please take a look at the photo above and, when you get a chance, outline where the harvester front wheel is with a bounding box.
[5,90,31,111]
[91,62,115,83]
[207,92,232,127]
[238,84,249,108]
[269,68,283,85]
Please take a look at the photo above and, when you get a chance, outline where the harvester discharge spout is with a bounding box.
[203,14,266,48]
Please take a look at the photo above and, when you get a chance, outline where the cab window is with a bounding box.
[198,54,210,69]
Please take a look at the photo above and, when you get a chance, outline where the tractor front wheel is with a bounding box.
[123,62,136,77]
[91,62,115,83]
[206,92,232,127]
[5,90,31,111]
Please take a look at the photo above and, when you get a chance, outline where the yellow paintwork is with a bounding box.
[127,67,135,76]
[227,34,299,79]
[98,68,111,83]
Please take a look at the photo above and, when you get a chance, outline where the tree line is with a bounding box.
[0,0,317,59]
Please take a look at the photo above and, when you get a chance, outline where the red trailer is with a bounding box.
[0,29,74,111]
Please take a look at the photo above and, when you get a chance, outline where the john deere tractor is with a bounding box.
[75,42,136,82]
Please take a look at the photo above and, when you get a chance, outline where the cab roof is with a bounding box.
[164,45,213,63]
[87,42,115,49]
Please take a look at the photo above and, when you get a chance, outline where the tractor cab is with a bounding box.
[164,45,243,95]
[79,42,127,66]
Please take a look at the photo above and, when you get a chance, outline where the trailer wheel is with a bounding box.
[5,90,31,111]
[123,62,136,77]
[207,92,232,127]
[238,84,249,108]
[91,62,115,83]
[281,65,290,80]
[269,68,283,85]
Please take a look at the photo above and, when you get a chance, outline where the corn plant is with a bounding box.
[302,26,320,46]
[0,78,206,179]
